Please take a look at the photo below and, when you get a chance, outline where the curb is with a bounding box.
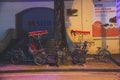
[0,68,120,73]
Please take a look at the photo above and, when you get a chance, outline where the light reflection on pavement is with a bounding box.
[0,72,120,80]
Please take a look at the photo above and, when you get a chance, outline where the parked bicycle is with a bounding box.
[85,42,111,63]
[70,41,89,64]
[70,30,92,64]
[71,41,111,64]
[92,45,111,62]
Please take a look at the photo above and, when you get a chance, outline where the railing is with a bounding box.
[0,29,15,53]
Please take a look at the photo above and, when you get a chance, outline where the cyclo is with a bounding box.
[10,30,58,65]
[28,30,48,65]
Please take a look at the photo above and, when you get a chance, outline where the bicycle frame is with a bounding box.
[94,45,111,62]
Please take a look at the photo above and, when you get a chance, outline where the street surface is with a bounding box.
[0,72,120,80]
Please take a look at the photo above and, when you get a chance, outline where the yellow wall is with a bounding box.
[64,0,120,54]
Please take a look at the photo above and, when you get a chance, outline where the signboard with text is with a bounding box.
[92,1,119,37]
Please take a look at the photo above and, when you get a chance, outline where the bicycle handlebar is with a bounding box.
[74,41,95,50]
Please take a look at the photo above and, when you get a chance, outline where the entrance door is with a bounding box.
[16,7,54,39]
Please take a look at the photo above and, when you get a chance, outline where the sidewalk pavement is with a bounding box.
[0,54,120,73]
[0,60,120,73]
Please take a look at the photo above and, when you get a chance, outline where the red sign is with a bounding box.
[28,30,48,36]
[71,30,90,36]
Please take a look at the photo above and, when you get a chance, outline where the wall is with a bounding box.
[64,0,119,54]
[0,1,54,40]
[64,0,94,52]
[0,0,119,54]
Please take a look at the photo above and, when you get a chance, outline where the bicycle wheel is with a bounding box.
[11,51,24,64]
[34,51,47,65]
[97,50,111,62]
[72,50,86,64]
[72,54,79,64]
[11,53,19,64]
